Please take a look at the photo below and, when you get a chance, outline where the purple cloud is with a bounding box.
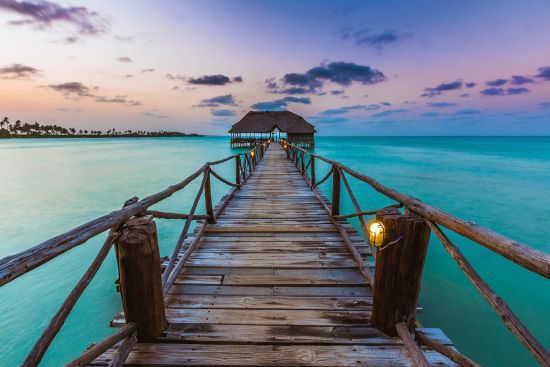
[485,78,507,87]
[428,101,457,108]
[0,63,39,79]
[195,94,238,107]
[511,75,534,85]
[506,87,529,95]
[320,104,381,116]
[115,56,132,63]
[480,87,506,96]
[455,108,481,115]
[271,61,386,95]
[421,80,463,97]
[481,87,529,96]
[342,28,403,50]
[46,81,140,106]
[188,74,242,86]
[0,0,107,35]
[250,96,311,111]
[264,78,279,90]
[535,66,550,81]
[95,95,141,105]
[46,81,96,97]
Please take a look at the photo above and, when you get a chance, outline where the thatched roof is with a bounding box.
[228,111,316,134]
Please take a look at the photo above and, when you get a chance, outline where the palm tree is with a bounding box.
[0,117,8,129]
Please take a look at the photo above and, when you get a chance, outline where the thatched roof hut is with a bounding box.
[229,111,316,148]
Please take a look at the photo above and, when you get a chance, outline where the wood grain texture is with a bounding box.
[116,217,167,341]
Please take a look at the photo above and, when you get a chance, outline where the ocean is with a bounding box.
[0,136,548,366]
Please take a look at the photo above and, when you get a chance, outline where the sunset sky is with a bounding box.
[1,0,550,135]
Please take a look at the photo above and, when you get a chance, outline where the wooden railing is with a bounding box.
[283,141,550,367]
[0,141,270,367]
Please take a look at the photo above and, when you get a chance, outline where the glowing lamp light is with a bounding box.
[250,151,255,157]
[368,221,385,247]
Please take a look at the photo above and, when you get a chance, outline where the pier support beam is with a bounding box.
[371,207,430,336]
[116,215,167,341]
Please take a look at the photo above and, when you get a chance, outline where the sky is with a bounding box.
[1,0,550,135]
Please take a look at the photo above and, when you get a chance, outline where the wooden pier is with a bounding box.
[97,142,453,366]
[1,140,549,366]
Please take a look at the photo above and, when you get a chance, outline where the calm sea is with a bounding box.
[0,136,548,366]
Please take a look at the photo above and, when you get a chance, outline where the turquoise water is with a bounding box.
[0,136,548,366]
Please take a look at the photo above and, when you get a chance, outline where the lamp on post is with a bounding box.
[368,221,385,247]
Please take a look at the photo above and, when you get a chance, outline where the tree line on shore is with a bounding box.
[0,117,200,138]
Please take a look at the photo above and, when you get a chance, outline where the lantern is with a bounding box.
[368,221,385,247]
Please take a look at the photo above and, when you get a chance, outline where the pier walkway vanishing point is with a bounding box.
[2,140,548,366]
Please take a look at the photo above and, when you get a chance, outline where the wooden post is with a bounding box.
[371,207,431,336]
[116,215,167,341]
[235,155,241,187]
[301,152,305,175]
[204,169,215,223]
[310,156,316,187]
[331,165,341,216]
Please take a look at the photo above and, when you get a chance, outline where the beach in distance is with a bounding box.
[0,136,548,366]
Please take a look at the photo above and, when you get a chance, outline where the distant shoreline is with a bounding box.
[0,133,203,139]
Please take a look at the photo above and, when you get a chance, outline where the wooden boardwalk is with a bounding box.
[91,144,457,366]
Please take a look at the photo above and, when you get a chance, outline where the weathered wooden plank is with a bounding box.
[124,344,456,366]
[176,275,224,285]
[164,295,372,310]
[205,226,339,233]
[163,308,371,326]
[169,285,372,297]
[160,324,398,345]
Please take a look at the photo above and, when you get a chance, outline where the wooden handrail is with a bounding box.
[161,173,208,286]
[22,230,120,367]
[210,168,239,188]
[395,322,430,367]
[285,142,550,279]
[338,167,376,258]
[313,166,333,188]
[334,203,403,220]
[143,210,209,220]
[427,220,550,366]
[415,330,480,367]
[65,322,137,367]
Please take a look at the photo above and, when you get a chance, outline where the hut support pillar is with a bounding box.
[371,207,430,336]
[116,215,167,341]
